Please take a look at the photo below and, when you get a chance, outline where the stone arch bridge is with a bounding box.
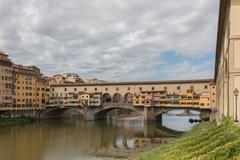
[34,103,210,121]
[0,103,210,121]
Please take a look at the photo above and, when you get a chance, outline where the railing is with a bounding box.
[102,102,133,107]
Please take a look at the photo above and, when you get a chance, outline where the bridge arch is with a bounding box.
[155,109,171,119]
[39,107,84,119]
[154,107,207,117]
[93,106,142,120]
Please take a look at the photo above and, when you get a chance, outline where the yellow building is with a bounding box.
[134,88,214,109]
[14,64,46,109]
[51,79,216,109]
[36,78,49,108]
[53,74,66,84]
[215,0,240,121]
[0,51,13,109]
[89,93,102,107]
[78,92,90,106]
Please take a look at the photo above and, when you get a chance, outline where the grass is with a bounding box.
[0,117,35,127]
[134,118,240,160]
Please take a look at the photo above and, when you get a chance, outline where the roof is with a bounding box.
[214,0,229,81]
[13,64,42,76]
[51,79,214,87]
[0,51,8,57]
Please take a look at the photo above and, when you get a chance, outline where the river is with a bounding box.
[0,112,199,160]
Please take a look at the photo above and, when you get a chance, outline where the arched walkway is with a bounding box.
[112,93,123,103]
[102,93,112,103]
[124,93,133,104]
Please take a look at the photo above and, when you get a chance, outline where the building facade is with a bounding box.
[133,89,213,109]
[215,0,240,121]
[0,51,14,109]
[51,79,216,109]
[14,65,46,109]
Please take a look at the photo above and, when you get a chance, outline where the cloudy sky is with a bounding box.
[0,0,219,81]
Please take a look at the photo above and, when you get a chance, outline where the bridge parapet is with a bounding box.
[102,102,133,108]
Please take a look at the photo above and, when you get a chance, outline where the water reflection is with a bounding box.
[0,114,199,160]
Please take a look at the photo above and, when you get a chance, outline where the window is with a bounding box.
[84,88,87,91]
[139,87,142,91]
[190,86,194,90]
[164,87,167,91]
[212,93,215,96]
[177,86,180,90]
[95,88,97,91]
[52,88,55,91]
[152,87,154,91]
[128,87,130,91]
[116,87,119,91]
[105,88,108,91]
[74,88,77,91]
[204,85,208,89]
[64,88,67,91]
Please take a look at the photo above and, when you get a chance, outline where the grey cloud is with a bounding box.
[0,0,219,81]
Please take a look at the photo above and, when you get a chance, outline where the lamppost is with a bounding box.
[234,88,239,122]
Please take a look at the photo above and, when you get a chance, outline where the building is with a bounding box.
[51,79,216,109]
[215,0,240,121]
[84,78,106,84]
[78,92,90,106]
[133,88,214,109]
[43,76,55,105]
[52,74,66,84]
[63,73,84,84]
[51,73,84,85]
[14,64,46,109]
[0,51,14,109]
[49,90,102,107]
[36,77,48,108]
[89,93,102,107]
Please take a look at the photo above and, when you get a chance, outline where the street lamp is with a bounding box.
[234,88,239,122]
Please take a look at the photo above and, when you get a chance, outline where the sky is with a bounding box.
[0,0,220,81]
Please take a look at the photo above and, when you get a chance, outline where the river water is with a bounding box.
[0,113,199,160]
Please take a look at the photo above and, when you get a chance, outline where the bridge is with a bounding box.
[0,100,212,122]
[0,99,211,121]
[34,101,210,121]
[0,79,214,120]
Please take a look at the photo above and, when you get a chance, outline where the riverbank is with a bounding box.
[134,118,240,160]
[0,117,35,127]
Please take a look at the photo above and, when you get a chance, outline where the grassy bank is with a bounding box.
[134,118,240,160]
[0,117,35,127]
